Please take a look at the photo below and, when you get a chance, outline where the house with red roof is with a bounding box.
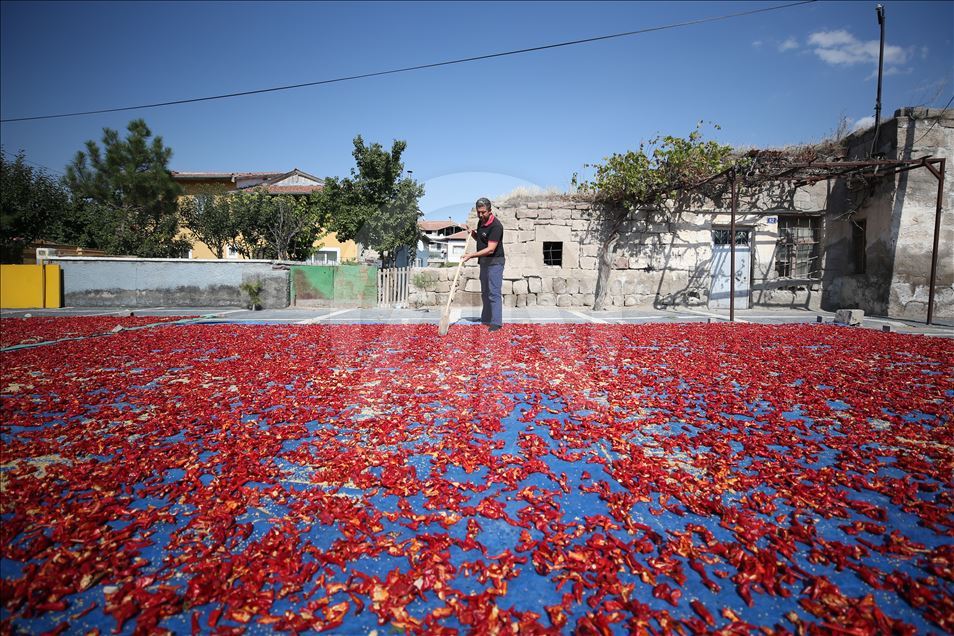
[171,169,356,262]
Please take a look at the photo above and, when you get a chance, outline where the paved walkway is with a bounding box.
[3,305,952,336]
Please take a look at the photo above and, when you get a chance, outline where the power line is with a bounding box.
[0,148,64,176]
[1,1,815,124]
[911,94,954,147]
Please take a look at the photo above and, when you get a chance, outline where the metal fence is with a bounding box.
[378,267,410,307]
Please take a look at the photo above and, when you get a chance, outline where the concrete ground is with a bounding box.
[2,304,952,337]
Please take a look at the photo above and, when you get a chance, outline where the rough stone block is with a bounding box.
[581,244,600,257]
[516,209,539,219]
[834,308,864,326]
[536,210,553,220]
[624,295,639,306]
[579,256,598,270]
[613,256,630,269]
[581,293,595,306]
[556,294,573,307]
[527,277,542,293]
[501,280,513,295]
[537,293,556,306]
[525,293,537,306]
[456,291,482,307]
[514,294,527,308]
[463,279,482,293]
[575,277,595,294]
[552,278,568,294]
[503,294,516,308]
[512,279,529,295]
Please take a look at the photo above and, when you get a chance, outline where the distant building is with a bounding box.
[171,169,356,263]
[416,220,467,266]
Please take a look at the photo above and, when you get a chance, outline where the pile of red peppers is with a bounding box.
[1,321,951,634]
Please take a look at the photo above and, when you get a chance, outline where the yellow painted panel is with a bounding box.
[44,265,62,308]
[0,265,43,308]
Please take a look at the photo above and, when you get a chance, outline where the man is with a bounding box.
[462,197,505,331]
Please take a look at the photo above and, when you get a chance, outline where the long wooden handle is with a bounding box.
[443,236,471,313]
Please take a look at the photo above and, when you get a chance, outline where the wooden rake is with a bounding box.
[438,238,470,336]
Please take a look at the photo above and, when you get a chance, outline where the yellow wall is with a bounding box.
[175,192,359,261]
[0,264,62,309]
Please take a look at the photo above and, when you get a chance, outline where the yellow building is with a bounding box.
[171,169,358,263]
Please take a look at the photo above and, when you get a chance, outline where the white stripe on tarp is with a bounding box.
[297,309,355,324]
[566,310,606,324]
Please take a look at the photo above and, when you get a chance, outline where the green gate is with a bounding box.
[290,265,378,307]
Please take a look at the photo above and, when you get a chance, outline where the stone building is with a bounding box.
[407,108,951,320]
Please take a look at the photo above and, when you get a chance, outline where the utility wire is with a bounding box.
[0,148,64,176]
[1,0,815,124]
[911,94,954,147]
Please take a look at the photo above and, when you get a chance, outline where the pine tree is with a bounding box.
[65,119,189,257]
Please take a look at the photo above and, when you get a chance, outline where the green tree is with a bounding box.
[574,124,733,310]
[229,189,325,260]
[64,119,190,257]
[317,135,423,266]
[179,190,239,259]
[0,150,70,263]
[229,188,272,259]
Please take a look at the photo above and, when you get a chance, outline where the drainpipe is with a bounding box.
[870,5,885,157]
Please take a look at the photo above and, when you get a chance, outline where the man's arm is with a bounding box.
[462,241,498,262]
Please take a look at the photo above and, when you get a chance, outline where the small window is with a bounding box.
[713,229,750,246]
[310,249,339,265]
[543,241,563,266]
[852,220,866,274]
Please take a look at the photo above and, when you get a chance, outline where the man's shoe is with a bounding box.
[488,324,502,332]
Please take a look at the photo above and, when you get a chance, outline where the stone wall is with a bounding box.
[408,192,827,310]
[822,108,953,320]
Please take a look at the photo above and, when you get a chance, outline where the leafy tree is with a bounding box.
[317,135,423,266]
[179,190,239,259]
[229,188,273,259]
[64,119,190,257]
[0,150,71,263]
[229,189,325,260]
[267,194,323,261]
[574,124,733,310]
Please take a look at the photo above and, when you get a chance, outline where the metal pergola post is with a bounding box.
[730,169,738,323]
[924,158,946,326]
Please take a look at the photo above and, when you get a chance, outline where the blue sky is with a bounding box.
[2,1,951,221]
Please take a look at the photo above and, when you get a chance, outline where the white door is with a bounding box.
[710,229,750,309]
